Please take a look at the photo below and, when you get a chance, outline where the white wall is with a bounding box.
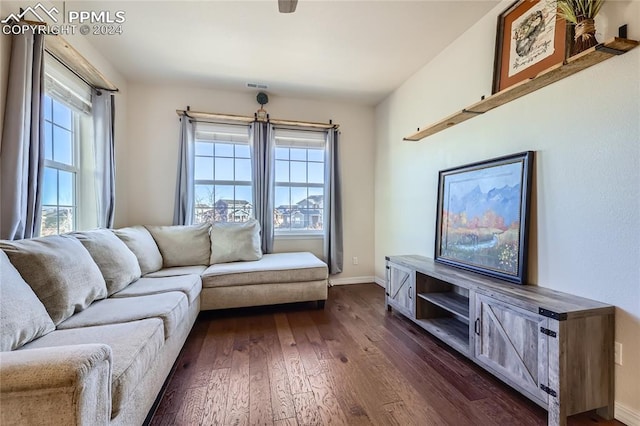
[125,84,375,281]
[0,0,130,227]
[375,1,640,420]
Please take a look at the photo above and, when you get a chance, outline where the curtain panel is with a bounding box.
[324,129,343,274]
[0,31,45,240]
[92,89,116,228]
[173,115,195,225]
[251,121,275,253]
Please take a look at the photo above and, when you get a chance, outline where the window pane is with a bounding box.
[42,167,57,205]
[215,185,234,203]
[291,187,307,207]
[290,161,306,183]
[275,147,289,160]
[308,162,324,184]
[40,206,58,236]
[214,157,233,180]
[275,186,290,209]
[58,207,74,234]
[52,99,72,129]
[44,122,53,161]
[58,170,74,206]
[275,160,289,182]
[195,157,213,180]
[234,159,251,181]
[308,149,324,162]
[44,96,52,121]
[215,143,234,157]
[235,185,252,206]
[195,142,214,156]
[53,126,73,165]
[235,144,250,159]
[195,184,215,206]
[290,148,306,161]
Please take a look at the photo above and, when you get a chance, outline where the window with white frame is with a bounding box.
[193,122,253,224]
[273,128,326,235]
[40,56,93,236]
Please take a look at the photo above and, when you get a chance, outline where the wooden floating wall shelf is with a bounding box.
[404,37,639,142]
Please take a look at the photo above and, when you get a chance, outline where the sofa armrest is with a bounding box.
[0,344,112,426]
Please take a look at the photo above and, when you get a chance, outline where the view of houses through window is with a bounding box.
[193,124,327,234]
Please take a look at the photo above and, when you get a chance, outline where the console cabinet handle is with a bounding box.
[474,318,481,336]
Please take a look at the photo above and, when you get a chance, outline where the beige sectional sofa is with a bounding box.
[0,222,328,425]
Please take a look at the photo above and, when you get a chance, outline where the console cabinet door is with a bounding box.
[386,262,415,317]
[474,293,549,405]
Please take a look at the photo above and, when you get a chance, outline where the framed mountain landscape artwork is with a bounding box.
[434,152,534,284]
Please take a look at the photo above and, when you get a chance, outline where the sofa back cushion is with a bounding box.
[72,229,142,295]
[0,250,55,351]
[0,235,108,325]
[146,224,211,267]
[210,219,263,264]
[112,226,163,274]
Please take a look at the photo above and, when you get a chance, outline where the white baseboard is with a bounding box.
[329,276,376,286]
[616,402,640,426]
[374,276,385,287]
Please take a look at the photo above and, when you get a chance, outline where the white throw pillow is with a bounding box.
[210,219,262,264]
[0,235,107,325]
[0,250,55,351]
[72,229,142,295]
[113,226,163,274]
[147,224,211,267]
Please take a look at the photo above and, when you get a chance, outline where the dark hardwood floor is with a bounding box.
[150,284,622,426]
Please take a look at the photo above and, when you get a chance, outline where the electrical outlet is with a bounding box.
[614,342,623,365]
[352,256,358,265]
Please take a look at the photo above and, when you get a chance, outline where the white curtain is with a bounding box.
[173,114,195,225]
[0,30,45,240]
[324,129,343,274]
[92,89,116,228]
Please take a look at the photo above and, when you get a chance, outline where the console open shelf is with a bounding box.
[404,37,638,141]
[417,292,469,319]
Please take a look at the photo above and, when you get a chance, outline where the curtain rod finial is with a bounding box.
[187,106,191,111]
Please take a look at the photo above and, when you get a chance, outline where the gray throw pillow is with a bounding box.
[72,229,142,295]
[0,250,55,351]
[147,224,211,267]
[210,219,262,264]
[112,226,163,274]
[0,235,108,325]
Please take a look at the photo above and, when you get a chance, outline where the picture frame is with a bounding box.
[434,152,534,285]
[492,0,569,93]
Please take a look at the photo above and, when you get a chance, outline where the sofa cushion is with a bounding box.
[0,235,107,325]
[202,252,328,288]
[21,319,164,418]
[210,219,262,264]
[72,229,142,295]
[144,265,207,278]
[112,275,201,305]
[0,251,55,351]
[112,226,163,275]
[146,224,211,267]
[56,292,188,339]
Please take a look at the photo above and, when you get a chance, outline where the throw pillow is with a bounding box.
[0,235,107,325]
[146,224,211,267]
[210,219,262,264]
[112,226,163,274]
[72,229,142,295]
[0,250,55,351]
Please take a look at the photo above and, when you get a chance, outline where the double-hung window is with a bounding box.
[40,56,93,236]
[273,128,327,236]
[193,123,253,224]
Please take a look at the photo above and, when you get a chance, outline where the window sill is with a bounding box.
[275,232,324,241]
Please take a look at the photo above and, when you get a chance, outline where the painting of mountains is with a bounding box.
[435,152,533,284]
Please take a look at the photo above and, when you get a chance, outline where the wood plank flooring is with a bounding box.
[150,284,622,426]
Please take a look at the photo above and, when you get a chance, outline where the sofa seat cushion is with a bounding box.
[112,226,163,275]
[144,265,207,278]
[0,251,55,351]
[202,252,328,288]
[21,319,164,418]
[72,229,142,295]
[0,235,107,325]
[112,275,201,305]
[57,292,188,339]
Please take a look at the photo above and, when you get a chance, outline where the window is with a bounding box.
[193,123,253,224]
[273,129,327,234]
[40,96,79,235]
[40,55,94,236]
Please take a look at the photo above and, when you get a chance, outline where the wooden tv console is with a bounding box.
[385,255,614,426]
